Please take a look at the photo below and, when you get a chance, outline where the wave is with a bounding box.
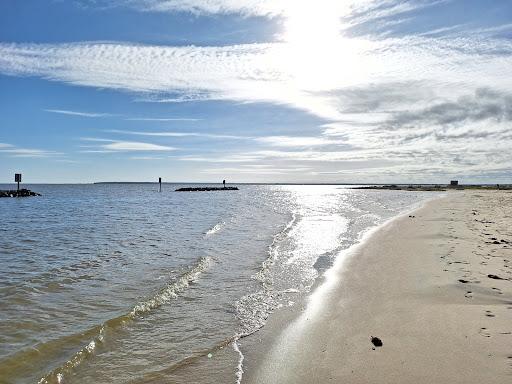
[131,256,210,316]
[127,330,254,384]
[36,256,211,384]
[204,221,224,236]
[235,212,298,337]
[136,213,299,384]
[233,337,244,384]
[129,334,241,383]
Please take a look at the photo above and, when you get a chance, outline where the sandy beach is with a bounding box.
[244,190,512,383]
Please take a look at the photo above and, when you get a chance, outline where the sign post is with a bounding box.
[159,177,162,192]
[15,173,22,195]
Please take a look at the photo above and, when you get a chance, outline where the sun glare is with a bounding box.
[276,2,369,90]
[282,2,347,46]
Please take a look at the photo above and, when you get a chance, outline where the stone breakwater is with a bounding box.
[353,184,512,191]
[175,187,239,192]
[0,189,41,197]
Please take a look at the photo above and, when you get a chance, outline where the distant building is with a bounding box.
[450,180,459,187]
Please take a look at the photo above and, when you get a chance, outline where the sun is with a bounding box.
[281,2,346,47]
[274,2,370,91]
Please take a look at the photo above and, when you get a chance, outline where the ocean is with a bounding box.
[0,184,436,383]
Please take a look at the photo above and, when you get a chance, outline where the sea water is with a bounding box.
[0,184,436,383]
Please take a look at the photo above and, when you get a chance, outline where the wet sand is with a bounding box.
[243,190,512,383]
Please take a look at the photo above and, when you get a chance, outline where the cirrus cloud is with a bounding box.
[80,138,177,152]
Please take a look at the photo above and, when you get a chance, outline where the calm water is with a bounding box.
[0,184,436,383]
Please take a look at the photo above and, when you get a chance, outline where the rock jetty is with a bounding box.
[353,184,512,191]
[0,189,41,198]
[353,185,446,191]
[175,187,239,192]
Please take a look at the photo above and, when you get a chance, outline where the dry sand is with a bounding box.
[243,190,512,383]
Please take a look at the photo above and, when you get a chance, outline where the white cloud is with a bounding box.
[108,130,349,148]
[44,109,113,118]
[130,156,166,160]
[125,117,201,121]
[132,0,287,16]
[346,0,451,27]
[1,35,510,123]
[104,141,176,151]
[44,109,201,121]
[0,144,61,158]
[1,1,512,180]
[109,130,349,148]
[81,0,444,21]
[81,138,177,152]
[108,129,248,140]
[178,153,263,162]
[201,166,312,175]
[255,136,345,147]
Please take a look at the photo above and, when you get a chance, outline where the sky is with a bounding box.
[0,0,511,184]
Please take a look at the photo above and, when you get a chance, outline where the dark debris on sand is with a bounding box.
[487,274,506,280]
[371,336,383,348]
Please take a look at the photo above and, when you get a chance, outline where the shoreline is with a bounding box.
[241,190,512,383]
[239,192,442,381]
[238,192,441,381]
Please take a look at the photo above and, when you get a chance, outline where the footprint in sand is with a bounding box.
[464,291,473,298]
[485,310,495,318]
[478,327,491,338]
[491,287,503,295]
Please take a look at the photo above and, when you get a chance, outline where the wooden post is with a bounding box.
[159,177,162,192]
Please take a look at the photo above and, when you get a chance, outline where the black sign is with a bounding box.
[15,173,22,183]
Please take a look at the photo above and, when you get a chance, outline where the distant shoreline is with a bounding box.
[91,182,510,188]
[1,182,510,190]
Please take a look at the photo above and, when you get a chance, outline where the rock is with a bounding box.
[487,274,505,280]
[175,187,239,192]
[0,189,41,198]
[371,336,383,347]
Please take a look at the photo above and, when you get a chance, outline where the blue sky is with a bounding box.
[1,0,511,183]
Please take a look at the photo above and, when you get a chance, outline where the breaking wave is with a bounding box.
[37,256,211,384]
[205,221,224,236]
